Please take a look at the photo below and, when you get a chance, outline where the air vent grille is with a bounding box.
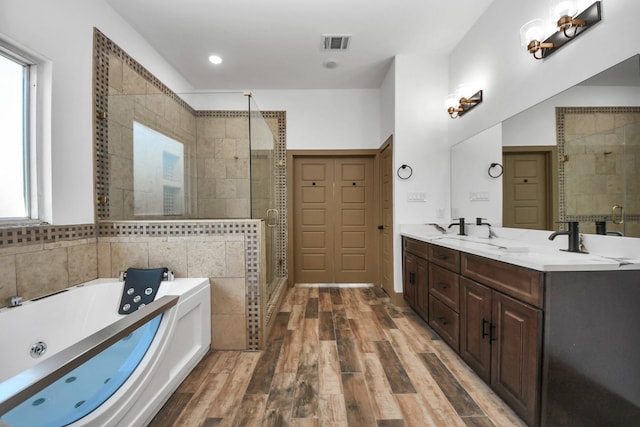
[322,35,351,51]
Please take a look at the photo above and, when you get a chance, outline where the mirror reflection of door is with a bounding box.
[503,150,553,230]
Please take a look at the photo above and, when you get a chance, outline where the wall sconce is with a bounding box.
[520,1,601,60]
[446,89,483,119]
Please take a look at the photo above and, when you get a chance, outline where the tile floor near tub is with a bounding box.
[149,286,526,426]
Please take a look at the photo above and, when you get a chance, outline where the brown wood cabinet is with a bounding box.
[460,277,541,426]
[403,237,543,427]
[402,239,428,320]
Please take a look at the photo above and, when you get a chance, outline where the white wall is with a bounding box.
[379,58,396,143]
[391,54,450,292]
[0,0,193,224]
[448,0,640,146]
[189,89,382,150]
[450,123,502,225]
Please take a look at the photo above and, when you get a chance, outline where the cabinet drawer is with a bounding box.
[403,237,429,259]
[429,264,460,311]
[429,297,460,352]
[461,253,543,308]
[428,244,460,272]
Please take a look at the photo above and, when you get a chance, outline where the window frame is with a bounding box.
[0,41,39,224]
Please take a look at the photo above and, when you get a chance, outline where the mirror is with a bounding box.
[451,54,640,237]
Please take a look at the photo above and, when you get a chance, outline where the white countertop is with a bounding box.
[400,224,640,272]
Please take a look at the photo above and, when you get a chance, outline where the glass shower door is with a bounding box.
[248,96,280,301]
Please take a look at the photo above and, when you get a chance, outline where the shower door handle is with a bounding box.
[266,209,279,228]
[612,205,624,224]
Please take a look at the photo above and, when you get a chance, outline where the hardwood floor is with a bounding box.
[149,286,527,427]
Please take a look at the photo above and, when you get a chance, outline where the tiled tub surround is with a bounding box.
[97,220,267,351]
[0,224,97,309]
[1,220,272,351]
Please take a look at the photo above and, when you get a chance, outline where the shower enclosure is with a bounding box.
[248,96,287,311]
[560,108,640,237]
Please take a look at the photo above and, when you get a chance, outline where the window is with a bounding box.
[0,49,31,220]
[133,122,185,216]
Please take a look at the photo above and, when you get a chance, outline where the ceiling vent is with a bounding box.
[322,35,351,51]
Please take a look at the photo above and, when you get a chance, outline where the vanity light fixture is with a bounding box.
[520,1,601,60]
[446,90,483,119]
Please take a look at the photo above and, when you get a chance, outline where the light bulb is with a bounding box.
[208,55,223,65]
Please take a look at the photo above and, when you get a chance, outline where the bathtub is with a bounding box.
[0,277,211,427]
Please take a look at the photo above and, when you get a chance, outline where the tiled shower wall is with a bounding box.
[558,107,640,236]
[0,225,97,309]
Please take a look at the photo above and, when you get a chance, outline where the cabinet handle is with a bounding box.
[482,318,489,339]
[410,272,415,284]
[437,316,448,326]
[489,323,497,342]
[434,254,448,260]
[438,282,448,289]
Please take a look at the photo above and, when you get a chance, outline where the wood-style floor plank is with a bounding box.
[292,352,320,418]
[335,327,361,373]
[342,372,377,427]
[148,392,193,427]
[319,311,336,341]
[154,286,526,427]
[245,337,284,394]
[374,340,416,394]
[305,297,319,319]
[419,352,485,417]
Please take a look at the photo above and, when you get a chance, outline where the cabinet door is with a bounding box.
[491,292,542,427]
[403,252,416,307]
[414,257,429,320]
[460,277,492,383]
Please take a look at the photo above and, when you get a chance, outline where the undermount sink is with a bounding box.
[428,235,626,267]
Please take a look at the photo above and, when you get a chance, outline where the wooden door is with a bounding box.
[460,277,492,383]
[334,157,376,282]
[293,156,376,283]
[503,152,550,230]
[379,139,394,297]
[491,292,542,427]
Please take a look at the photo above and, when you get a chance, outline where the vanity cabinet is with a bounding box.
[428,246,461,351]
[402,238,428,319]
[460,276,541,426]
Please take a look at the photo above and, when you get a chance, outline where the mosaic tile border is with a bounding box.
[556,106,640,228]
[98,220,263,350]
[0,224,96,249]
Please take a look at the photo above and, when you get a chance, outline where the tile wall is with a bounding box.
[0,225,97,309]
[558,107,640,236]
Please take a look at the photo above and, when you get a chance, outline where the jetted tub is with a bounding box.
[0,277,211,427]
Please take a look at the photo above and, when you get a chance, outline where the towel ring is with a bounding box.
[397,164,413,180]
[488,162,503,178]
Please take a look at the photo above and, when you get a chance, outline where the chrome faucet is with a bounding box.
[448,218,466,236]
[8,295,22,307]
[548,221,586,253]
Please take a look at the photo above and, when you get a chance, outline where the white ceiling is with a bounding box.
[105,0,494,90]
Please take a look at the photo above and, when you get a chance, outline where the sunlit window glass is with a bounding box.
[0,53,29,219]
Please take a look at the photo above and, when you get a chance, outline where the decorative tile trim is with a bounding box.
[0,224,96,249]
[98,220,262,350]
[556,106,640,227]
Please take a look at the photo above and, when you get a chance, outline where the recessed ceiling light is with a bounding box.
[208,55,222,65]
[323,60,339,69]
